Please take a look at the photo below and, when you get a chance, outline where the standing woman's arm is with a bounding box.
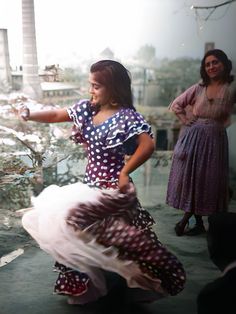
[169,84,199,125]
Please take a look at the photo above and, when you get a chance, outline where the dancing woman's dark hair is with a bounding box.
[90,60,135,110]
[200,49,234,85]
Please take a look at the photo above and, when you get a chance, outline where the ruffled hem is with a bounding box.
[104,110,153,151]
[22,182,185,297]
[53,265,90,296]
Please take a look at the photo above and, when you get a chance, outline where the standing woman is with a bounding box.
[166,49,236,236]
[20,60,186,304]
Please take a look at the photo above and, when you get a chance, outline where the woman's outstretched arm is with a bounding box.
[19,107,71,123]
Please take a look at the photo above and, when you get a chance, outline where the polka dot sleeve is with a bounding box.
[67,99,92,144]
[105,109,153,152]
[67,99,92,128]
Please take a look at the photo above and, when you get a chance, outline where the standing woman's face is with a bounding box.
[88,73,111,106]
[204,55,225,81]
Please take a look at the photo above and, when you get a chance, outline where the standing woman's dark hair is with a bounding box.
[200,49,234,85]
[90,60,135,110]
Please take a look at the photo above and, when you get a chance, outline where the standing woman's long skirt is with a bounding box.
[166,119,229,215]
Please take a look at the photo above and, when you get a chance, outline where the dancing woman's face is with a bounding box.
[205,55,225,81]
[88,73,111,106]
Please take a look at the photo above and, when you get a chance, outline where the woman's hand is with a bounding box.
[118,171,130,193]
[118,133,154,193]
[18,106,30,121]
[185,116,198,126]
[172,103,184,114]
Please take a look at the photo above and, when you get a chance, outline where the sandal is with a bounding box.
[185,224,206,236]
[174,221,186,236]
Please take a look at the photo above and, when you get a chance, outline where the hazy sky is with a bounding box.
[0,0,236,68]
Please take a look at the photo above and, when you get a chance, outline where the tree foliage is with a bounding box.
[136,45,156,63]
[0,104,85,210]
[155,57,201,106]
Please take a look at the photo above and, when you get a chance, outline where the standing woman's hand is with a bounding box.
[185,115,198,126]
[118,171,130,193]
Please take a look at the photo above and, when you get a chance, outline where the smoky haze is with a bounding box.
[0,0,236,68]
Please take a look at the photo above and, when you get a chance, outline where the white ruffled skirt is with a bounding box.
[22,182,186,303]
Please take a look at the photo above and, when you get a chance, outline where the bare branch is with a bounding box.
[43,155,70,169]
[190,0,235,21]
[0,125,39,156]
[191,0,236,10]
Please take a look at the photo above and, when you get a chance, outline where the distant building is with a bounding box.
[136,105,180,150]
[99,47,115,60]
[22,0,42,100]
[0,29,12,92]
[41,82,81,105]
[205,42,215,53]
[11,66,81,105]
[41,64,63,82]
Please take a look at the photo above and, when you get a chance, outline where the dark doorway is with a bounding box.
[156,129,168,150]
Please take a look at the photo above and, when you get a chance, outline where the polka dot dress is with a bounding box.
[53,100,186,299]
[68,100,152,189]
[54,263,89,296]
